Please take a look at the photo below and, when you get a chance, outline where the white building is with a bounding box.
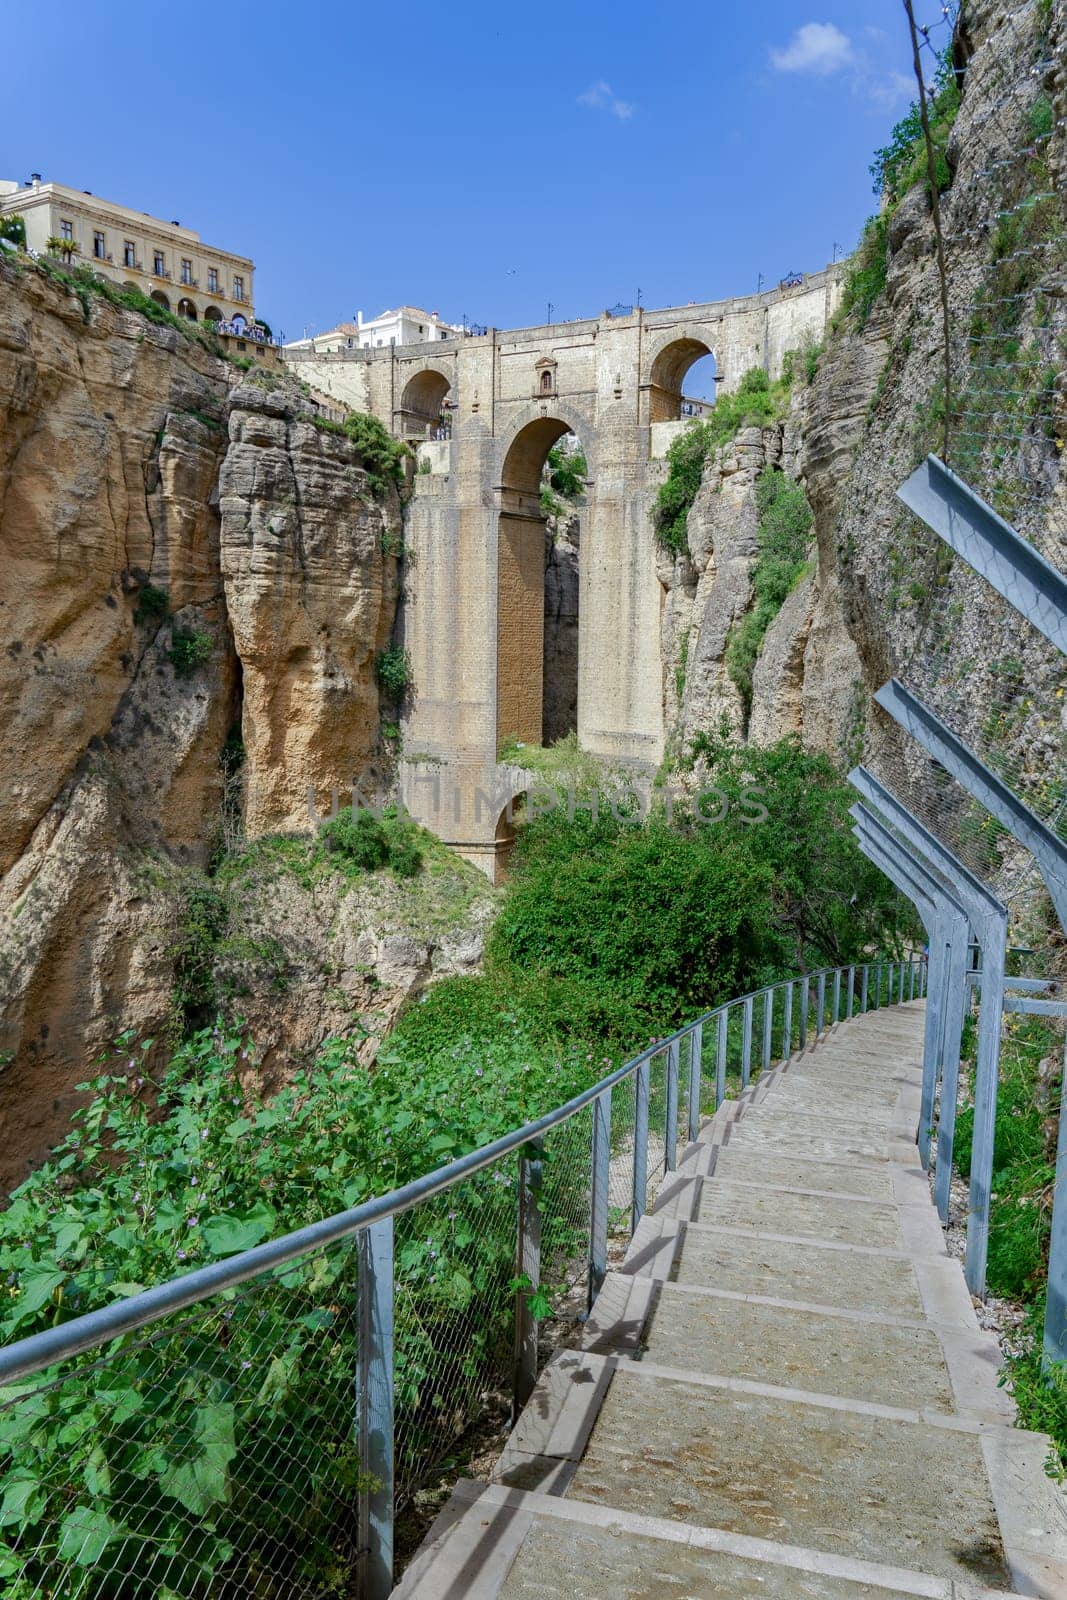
[0,175,255,324]
[285,306,461,355]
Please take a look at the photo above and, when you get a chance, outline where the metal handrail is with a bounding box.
[0,957,920,1386]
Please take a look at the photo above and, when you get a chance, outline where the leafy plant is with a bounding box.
[0,214,26,248]
[134,584,169,624]
[342,411,406,497]
[870,46,961,204]
[375,646,412,703]
[841,215,890,329]
[168,628,212,678]
[546,441,586,500]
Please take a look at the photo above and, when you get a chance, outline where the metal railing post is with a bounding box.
[588,1089,611,1310]
[513,1139,543,1419]
[799,978,809,1049]
[762,988,773,1076]
[357,1218,395,1600]
[861,964,869,1013]
[741,996,754,1088]
[664,1041,680,1170]
[782,982,793,1060]
[631,1061,650,1233]
[847,965,855,1019]
[832,968,841,1026]
[965,938,1006,1296]
[687,1023,703,1140]
[1044,1030,1067,1370]
[816,972,826,1036]
[933,936,970,1221]
[716,1009,728,1106]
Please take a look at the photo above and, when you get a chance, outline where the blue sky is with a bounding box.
[5,2,948,342]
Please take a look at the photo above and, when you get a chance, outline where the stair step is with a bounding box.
[394,1479,1031,1600]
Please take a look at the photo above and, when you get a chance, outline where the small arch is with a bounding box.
[151,290,171,311]
[203,305,223,324]
[648,336,717,422]
[230,314,247,334]
[493,797,523,883]
[399,367,452,438]
[177,297,198,321]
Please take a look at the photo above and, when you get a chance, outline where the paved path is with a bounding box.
[398,1004,1067,1599]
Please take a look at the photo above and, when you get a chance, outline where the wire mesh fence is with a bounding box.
[862,0,1067,909]
[0,965,916,1599]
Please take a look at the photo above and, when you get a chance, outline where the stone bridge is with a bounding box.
[284,268,843,878]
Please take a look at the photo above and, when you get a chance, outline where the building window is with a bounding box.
[540,370,553,394]
[207,267,218,293]
[389,336,396,346]
[233,275,244,301]
[60,219,73,241]
[123,240,136,267]
[93,231,106,260]
[180,258,192,286]
[439,330,448,339]
[154,250,165,276]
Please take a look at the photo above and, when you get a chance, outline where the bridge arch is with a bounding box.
[647,335,718,422]
[398,363,454,438]
[495,408,592,753]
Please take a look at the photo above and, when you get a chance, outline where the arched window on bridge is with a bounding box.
[496,419,586,754]
[648,337,717,423]
[399,368,453,439]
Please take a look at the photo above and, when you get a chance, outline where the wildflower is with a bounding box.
[188,1216,199,1228]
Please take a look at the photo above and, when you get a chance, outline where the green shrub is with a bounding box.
[0,214,26,248]
[343,411,406,496]
[320,807,390,871]
[168,628,212,678]
[841,215,890,328]
[319,806,424,880]
[134,584,169,623]
[376,645,412,702]
[870,47,960,204]
[546,441,586,499]
[654,423,711,555]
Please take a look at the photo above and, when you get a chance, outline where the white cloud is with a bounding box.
[770,22,854,75]
[577,80,635,120]
[867,69,915,109]
[769,22,915,113]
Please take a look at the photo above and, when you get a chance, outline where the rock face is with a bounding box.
[220,383,402,834]
[0,262,428,1185]
[661,0,1066,813]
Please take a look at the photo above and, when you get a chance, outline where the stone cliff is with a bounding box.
[0,263,485,1187]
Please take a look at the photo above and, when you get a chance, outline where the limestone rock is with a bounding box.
[219,383,401,834]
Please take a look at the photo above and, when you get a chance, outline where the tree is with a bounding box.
[46,234,81,262]
[0,214,26,248]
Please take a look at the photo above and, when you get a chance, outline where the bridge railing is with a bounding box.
[0,958,923,1600]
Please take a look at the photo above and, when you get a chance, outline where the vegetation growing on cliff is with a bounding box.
[0,735,913,1592]
[841,46,961,331]
[725,470,813,724]
[653,368,793,555]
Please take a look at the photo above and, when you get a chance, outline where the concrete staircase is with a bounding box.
[396,1004,1067,1599]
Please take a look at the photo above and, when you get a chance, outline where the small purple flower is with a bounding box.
[187,1216,199,1228]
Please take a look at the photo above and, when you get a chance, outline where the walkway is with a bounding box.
[397,1003,1067,1599]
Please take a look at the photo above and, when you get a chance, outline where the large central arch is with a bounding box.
[495,415,586,752]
